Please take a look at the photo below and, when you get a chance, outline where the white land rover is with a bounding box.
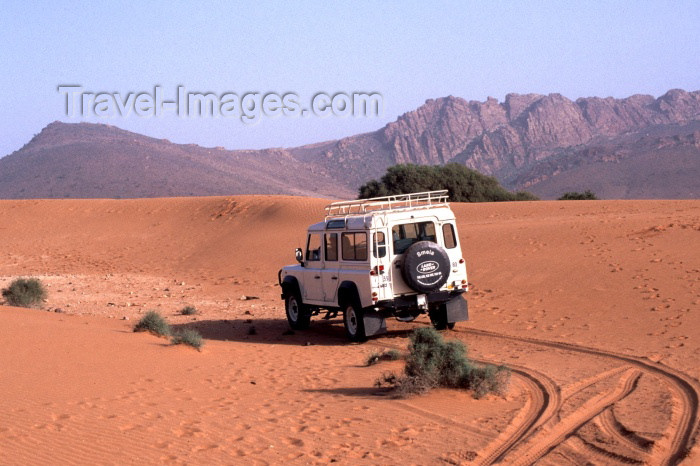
[278,190,469,342]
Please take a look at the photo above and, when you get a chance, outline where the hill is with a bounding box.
[298,89,700,197]
[0,122,352,199]
[1,89,698,199]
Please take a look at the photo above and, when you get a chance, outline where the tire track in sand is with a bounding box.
[373,340,561,465]
[508,368,642,465]
[475,363,559,466]
[479,364,631,465]
[460,328,700,465]
[597,407,654,454]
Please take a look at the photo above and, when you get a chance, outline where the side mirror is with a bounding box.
[295,248,304,266]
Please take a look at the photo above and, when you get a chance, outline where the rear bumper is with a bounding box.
[377,290,465,310]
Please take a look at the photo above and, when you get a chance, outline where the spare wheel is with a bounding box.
[401,240,450,293]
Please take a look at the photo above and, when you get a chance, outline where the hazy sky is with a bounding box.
[1,1,699,157]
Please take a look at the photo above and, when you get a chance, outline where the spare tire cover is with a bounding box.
[401,241,450,293]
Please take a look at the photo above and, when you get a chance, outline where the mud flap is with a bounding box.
[363,313,387,337]
[446,295,469,323]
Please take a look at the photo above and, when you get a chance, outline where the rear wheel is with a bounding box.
[286,293,310,330]
[430,306,449,331]
[343,300,367,342]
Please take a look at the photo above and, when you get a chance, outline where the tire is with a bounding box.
[430,304,456,331]
[343,299,367,342]
[286,293,310,330]
[401,241,450,293]
[430,308,448,330]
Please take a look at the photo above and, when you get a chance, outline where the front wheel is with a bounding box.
[343,300,367,342]
[286,294,310,330]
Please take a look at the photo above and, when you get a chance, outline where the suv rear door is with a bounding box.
[321,232,340,303]
[389,217,440,294]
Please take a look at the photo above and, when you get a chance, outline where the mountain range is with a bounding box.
[1,89,698,199]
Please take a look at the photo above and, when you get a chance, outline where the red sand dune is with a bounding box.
[0,196,698,464]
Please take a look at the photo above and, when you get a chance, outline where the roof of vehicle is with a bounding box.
[325,190,449,218]
[308,221,326,232]
[305,191,457,232]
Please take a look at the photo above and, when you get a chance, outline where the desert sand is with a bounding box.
[0,196,698,465]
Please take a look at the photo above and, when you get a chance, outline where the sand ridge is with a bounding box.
[0,196,699,464]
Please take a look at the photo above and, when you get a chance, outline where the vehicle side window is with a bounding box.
[342,232,368,261]
[442,223,457,249]
[325,233,338,261]
[306,233,322,262]
[392,221,436,254]
[373,232,386,258]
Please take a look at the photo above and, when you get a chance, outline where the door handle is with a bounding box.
[331,276,338,280]
[314,275,321,279]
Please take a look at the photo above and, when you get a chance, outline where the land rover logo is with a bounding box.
[417,260,439,274]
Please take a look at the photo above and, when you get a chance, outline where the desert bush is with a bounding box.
[558,190,598,200]
[171,329,204,350]
[358,163,538,202]
[179,305,197,315]
[1,278,47,308]
[513,191,540,201]
[467,363,513,399]
[366,349,402,366]
[133,311,171,337]
[376,328,510,399]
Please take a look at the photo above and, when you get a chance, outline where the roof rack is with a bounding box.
[325,190,449,218]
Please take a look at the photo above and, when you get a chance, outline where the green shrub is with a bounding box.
[1,278,47,308]
[558,190,598,200]
[133,311,171,337]
[376,328,510,399]
[513,191,540,201]
[358,163,538,202]
[179,305,197,315]
[366,349,402,366]
[171,329,204,351]
[467,363,513,399]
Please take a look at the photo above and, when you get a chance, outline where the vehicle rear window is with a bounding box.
[342,232,367,261]
[392,221,436,254]
[442,223,457,249]
[373,232,386,258]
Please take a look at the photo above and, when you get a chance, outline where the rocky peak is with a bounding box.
[504,93,543,121]
[380,95,508,165]
[20,121,141,154]
[655,89,700,120]
[517,93,593,148]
